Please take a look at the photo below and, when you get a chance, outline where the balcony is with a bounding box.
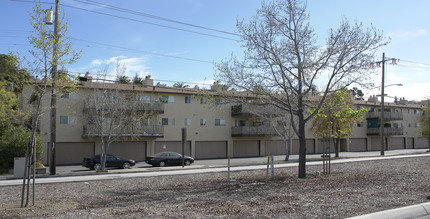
[231,104,255,117]
[83,101,164,114]
[82,124,164,138]
[366,111,403,120]
[232,126,278,137]
[366,127,403,136]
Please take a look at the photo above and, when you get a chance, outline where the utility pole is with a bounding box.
[380,53,385,156]
[375,53,399,156]
[49,0,59,175]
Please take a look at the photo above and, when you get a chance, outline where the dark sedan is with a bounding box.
[145,152,194,167]
[82,154,136,170]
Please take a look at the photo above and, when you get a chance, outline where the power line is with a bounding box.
[72,0,240,37]
[9,0,239,42]
[71,38,213,64]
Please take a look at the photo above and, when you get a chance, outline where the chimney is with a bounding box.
[143,75,153,87]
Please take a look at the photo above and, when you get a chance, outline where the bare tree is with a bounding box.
[83,63,156,171]
[216,0,387,178]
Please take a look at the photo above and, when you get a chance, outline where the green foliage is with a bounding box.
[0,125,42,173]
[0,82,26,128]
[311,88,366,138]
[0,54,29,93]
[349,87,364,100]
[132,74,144,85]
[173,82,190,88]
[419,101,430,141]
[117,75,130,84]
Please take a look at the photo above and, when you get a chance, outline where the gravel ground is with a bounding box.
[1,156,430,218]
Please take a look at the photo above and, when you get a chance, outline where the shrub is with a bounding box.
[0,125,42,174]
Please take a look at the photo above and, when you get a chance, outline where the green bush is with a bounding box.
[0,125,42,174]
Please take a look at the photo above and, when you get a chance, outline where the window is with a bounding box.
[215,119,226,126]
[60,116,76,125]
[185,118,191,126]
[216,98,226,105]
[357,122,364,127]
[162,118,175,126]
[185,96,191,104]
[142,118,151,126]
[235,120,246,127]
[200,118,206,126]
[160,95,175,103]
[61,91,78,99]
[200,97,207,104]
[143,95,152,103]
[415,109,420,115]
[408,109,411,114]
[416,123,420,127]
[401,122,404,128]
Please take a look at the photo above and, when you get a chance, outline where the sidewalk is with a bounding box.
[2,149,428,180]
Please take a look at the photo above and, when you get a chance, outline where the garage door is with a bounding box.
[110,141,147,162]
[370,137,381,151]
[265,140,288,156]
[406,137,414,149]
[349,138,367,152]
[155,141,191,156]
[195,141,227,159]
[293,139,315,154]
[316,138,335,154]
[56,142,95,165]
[233,140,259,157]
[416,137,429,149]
[390,137,405,150]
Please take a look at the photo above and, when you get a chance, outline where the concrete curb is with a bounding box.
[348,202,430,219]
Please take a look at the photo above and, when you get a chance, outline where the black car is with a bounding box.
[145,152,194,167]
[82,154,136,170]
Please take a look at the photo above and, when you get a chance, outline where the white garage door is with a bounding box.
[349,138,367,152]
[390,137,404,150]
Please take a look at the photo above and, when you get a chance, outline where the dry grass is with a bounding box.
[1,156,430,218]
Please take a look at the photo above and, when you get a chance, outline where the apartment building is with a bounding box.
[27,76,428,165]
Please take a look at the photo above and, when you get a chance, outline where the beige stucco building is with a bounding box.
[25,77,428,165]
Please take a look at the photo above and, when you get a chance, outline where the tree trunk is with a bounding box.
[298,112,306,179]
[284,139,290,161]
[334,137,340,158]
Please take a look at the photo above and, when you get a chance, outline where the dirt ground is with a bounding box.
[1,156,430,218]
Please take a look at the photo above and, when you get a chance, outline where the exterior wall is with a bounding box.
[27,83,428,165]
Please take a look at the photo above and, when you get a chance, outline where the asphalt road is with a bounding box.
[1,149,429,187]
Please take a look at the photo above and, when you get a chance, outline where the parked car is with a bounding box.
[145,152,194,167]
[82,154,136,170]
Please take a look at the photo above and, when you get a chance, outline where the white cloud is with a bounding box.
[84,56,151,79]
[389,29,429,39]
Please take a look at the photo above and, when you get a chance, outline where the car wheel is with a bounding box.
[185,160,191,166]
[122,162,131,169]
[93,163,101,171]
[159,161,166,167]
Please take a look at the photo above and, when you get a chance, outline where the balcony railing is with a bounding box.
[232,126,278,137]
[83,101,164,114]
[231,104,255,117]
[366,111,403,120]
[82,124,164,138]
[367,127,403,136]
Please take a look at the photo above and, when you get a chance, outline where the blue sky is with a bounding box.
[1,0,429,101]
